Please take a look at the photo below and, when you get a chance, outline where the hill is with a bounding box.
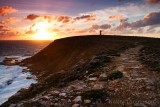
[2,35,160,107]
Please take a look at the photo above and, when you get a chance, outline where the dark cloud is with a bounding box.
[0,6,17,17]
[115,11,160,31]
[0,17,19,24]
[89,24,111,32]
[109,15,123,20]
[25,14,41,21]
[73,14,96,22]
[147,0,160,4]
[115,18,130,30]
[99,24,111,29]
[131,11,160,28]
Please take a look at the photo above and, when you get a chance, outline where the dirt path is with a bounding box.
[106,45,160,106]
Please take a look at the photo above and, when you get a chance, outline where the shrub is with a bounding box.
[107,70,123,80]
[81,89,107,100]
[154,67,160,72]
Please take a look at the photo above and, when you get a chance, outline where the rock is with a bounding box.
[7,79,13,85]
[88,77,97,81]
[93,84,104,89]
[59,93,66,97]
[53,90,60,95]
[26,77,32,79]
[68,99,71,103]
[100,73,106,78]
[43,96,50,100]
[134,103,147,107]
[72,104,79,107]
[54,103,59,106]
[74,96,82,102]
[86,71,89,73]
[9,104,16,107]
[84,99,91,104]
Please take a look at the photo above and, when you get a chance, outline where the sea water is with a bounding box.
[0,40,52,105]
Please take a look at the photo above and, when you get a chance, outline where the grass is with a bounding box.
[107,70,123,80]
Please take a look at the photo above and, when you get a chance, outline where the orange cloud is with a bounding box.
[0,25,11,31]
[54,16,72,24]
[73,14,96,22]
[147,0,160,3]
[25,29,38,35]
[0,6,17,17]
[109,15,123,20]
[0,17,19,24]
[53,29,60,32]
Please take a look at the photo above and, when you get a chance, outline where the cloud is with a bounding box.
[25,14,41,21]
[0,17,19,24]
[53,29,60,32]
[75,23,111,33]
[81,3,160,20]
[73,14,96,22]
[109,15,123,20]
[54,16,71,24]
[115,18,130,30]
[130,11,160,28]
[114,11,160,32]
[147,0,160,4]
[0,25,11,32]
[25,14,72,24]
[0,31,24,40]
[0,6,17,17]
[25,29,38,35]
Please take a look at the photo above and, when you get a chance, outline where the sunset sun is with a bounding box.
[31,22,54,40]
[32,31,53,40]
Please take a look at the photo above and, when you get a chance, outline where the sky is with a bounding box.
[0,0,160,40]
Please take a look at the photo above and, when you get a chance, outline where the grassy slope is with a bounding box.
[24,35,139,80]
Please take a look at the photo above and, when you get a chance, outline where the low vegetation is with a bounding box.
[81,89,108,101]
[107,70,123,80]
[140,38,160,71]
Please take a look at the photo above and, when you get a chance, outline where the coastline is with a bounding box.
[1,35,160,107]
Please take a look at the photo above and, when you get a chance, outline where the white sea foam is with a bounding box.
[0,56,37,105]
[0,57,5,63]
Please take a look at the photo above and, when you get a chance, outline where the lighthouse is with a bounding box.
[100,30,102,36]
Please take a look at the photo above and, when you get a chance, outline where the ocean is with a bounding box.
[0,40,53,105]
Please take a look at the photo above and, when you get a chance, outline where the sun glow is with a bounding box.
[32,31,53,40]
[31,22,54,40]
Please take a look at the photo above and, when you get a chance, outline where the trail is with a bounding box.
[6,45,160,107]
[107,45,160,106]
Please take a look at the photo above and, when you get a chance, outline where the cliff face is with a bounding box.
[25,35,136,79]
